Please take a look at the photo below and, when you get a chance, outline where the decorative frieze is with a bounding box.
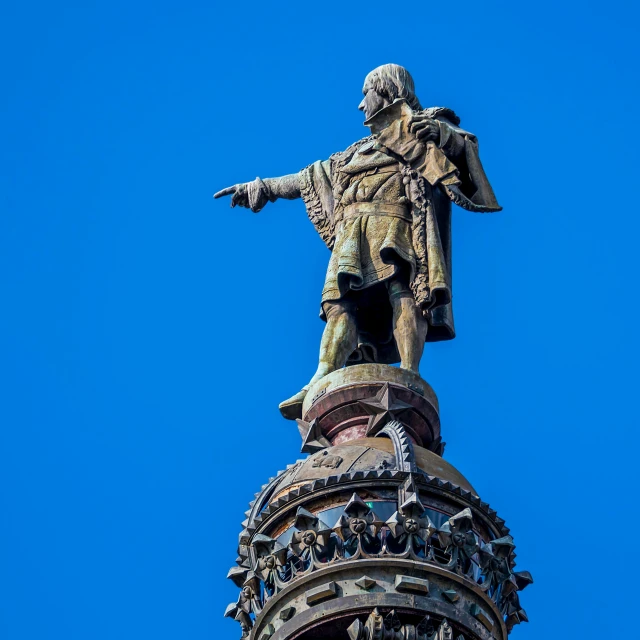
[225,488,531,638]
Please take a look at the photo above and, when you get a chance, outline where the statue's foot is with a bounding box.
[279,387,309,420]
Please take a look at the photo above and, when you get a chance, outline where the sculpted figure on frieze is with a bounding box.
[215,64,501,420]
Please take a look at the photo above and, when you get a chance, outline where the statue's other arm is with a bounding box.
[407,113,501,211]
[408,114,466,161]
[214,173,301,212]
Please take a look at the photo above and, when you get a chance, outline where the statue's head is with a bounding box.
[358,64,422,119]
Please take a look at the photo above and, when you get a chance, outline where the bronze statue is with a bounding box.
[215,64,501,420]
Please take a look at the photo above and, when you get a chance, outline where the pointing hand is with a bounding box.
[214,183,250,209]
[214,178,272,212]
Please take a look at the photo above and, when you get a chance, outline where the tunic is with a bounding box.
[322,144,415,305]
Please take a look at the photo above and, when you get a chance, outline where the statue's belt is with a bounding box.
[341,202,412,223]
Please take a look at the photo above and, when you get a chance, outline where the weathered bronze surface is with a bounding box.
[223,372,530,639]
[216,65,530,640]
[215,64,500,420]
[300,364,440,450]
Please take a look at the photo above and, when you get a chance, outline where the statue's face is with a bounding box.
[358,77,389,120]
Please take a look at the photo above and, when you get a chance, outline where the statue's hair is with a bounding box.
[365,64,422,111]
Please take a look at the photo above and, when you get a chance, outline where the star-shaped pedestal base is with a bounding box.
[358,383,413,436]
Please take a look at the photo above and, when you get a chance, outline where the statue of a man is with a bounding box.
[215,64,501,420]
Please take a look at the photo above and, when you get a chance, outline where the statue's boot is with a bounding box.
[279,386,309,420]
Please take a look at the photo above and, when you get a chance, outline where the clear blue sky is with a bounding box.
[1,2,638,638]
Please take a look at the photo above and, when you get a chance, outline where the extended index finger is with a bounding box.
[213,185,237,199]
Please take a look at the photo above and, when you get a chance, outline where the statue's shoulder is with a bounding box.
[330,135,374,167]
[421,106,461,126]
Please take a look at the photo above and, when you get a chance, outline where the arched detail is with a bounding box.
[376,420,417,473]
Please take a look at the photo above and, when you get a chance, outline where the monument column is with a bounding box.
[214,63,531,639]
[224,365,531,640]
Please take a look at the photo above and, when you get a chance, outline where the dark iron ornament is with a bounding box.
[223,411,532,638]
[289,507,334,571]
[438,508,479,576]
[385,491,437,558]
[359,383,414,435]
[225,459,532,638]
[332,493,383,557]
[348,610,463,640]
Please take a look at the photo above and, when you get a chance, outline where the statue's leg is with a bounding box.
[279,300,357,420]
[308,299,358,386]
[387,277,428,372]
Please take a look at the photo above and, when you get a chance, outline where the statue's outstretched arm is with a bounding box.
[264,174,301,200]
[214,173,301,213]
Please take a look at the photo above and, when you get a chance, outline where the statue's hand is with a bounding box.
[214,183,250,208]
[409,115,440,143]
[214,177,272,213]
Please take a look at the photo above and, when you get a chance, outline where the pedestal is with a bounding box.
[224,366,532,640]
